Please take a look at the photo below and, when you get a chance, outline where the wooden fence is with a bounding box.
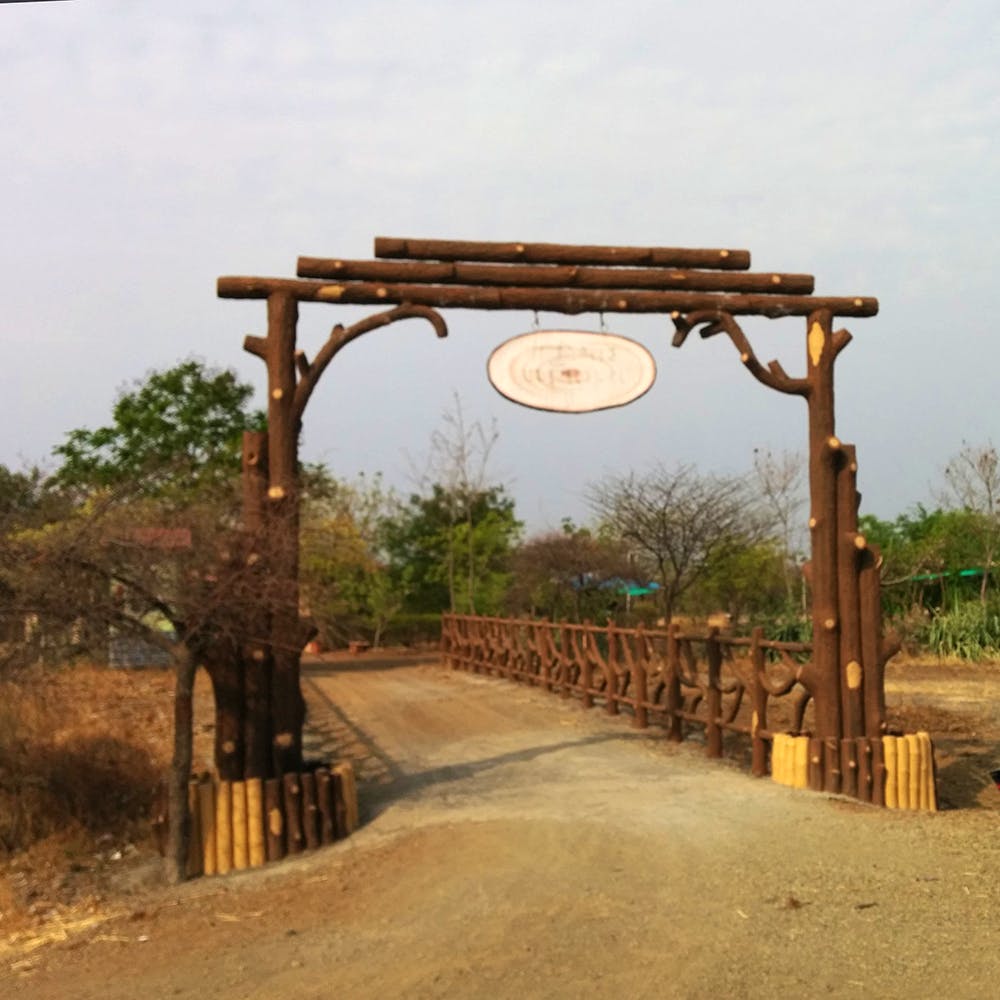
[440,614,936,809]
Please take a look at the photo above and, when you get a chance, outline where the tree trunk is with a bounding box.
[165,645,197,884]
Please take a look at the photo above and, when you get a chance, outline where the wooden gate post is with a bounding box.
[803,309,845,763]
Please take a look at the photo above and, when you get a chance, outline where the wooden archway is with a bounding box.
[218,237,893,795]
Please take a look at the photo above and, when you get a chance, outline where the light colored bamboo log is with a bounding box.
[334,762,359,833]
[246,778,266,867]
[231,780,249,870]
[918,731,937,812]
[198,777,217,876]
[883,737,898,809]
[905,734,921,810]
[215,780,233,876]
[772,734,788,785]
[921,735,932,811]
[896,736,910,810]
[793,736,810,789]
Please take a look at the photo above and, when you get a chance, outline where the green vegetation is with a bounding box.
[4,358,1000,662]
[53,359,265,497]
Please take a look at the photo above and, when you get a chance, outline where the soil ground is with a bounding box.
[3,653,1000,999]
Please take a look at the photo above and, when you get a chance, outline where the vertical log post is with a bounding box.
[750,627,768,776]
[856,737,873,804]
[580,623,594,709]
[605,622,619,716]
[824,737,842,794]
[871,733,886,808]
[186,778,203,878]
[665,623,683,742]
[282,771,305,855]
[559,621,571,699]
[705,629,723,759]
[265,292,307,777]
[860,545,888,739]
[242,430,273,781]
[301,771,320,850]
[538,623,552,691]
[315,767,336,844]
[808,737,824,792]
[331,768,348,838]
[836,443,865,798]
[264,777,285,861]
[209,659,245,783]
[804,310,845,787]
[198,777,217,876]
[631,626,649,730]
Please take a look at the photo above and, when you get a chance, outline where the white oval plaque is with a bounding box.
[487,330,656,413]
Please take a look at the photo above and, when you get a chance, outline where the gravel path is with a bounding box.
[6,657,1000,999]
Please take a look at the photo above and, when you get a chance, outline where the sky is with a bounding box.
[2,1,998,532]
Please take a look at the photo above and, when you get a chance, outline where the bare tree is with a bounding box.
[941,441,1000,604]
[752,447,806,608]
[0,481,296,883]
[586,463,762,623]
[507,524,633,621]
[413,392,501,613]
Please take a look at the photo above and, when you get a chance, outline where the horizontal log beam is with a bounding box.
[297,257,815,295]
[374,236,751,271]
[217,276,878,318]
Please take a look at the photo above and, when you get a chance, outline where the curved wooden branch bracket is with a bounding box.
[671,310,809,396]
[292,304,448,422]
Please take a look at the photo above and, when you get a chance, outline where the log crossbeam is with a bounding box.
[218,276,877,319]
[373,236,752,270]
[297,257,816,295]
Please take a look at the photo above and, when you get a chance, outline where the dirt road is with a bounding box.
[6,657,1000,999]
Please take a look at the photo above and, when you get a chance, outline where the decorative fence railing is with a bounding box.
[440,614,937,810]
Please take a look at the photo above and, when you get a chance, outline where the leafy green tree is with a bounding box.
[685,537,788,623]
[941,442,1000,604]
[300,472,402,647]
[53,359,264,497]
[385,484,521,615]
[860,505,985,613]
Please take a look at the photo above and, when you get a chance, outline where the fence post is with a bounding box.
[666,623,683,742]
[750,627,767,776]
[540,622,553,692]
[705,629,723,759]
[632,625,649,729]
[605,621,619,716]
[580,621,594,709]
[559,619,571,699]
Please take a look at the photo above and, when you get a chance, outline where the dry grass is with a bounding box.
[0,666,170,856]
[0,663,216,934]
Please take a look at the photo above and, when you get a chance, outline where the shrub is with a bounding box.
[916,600,1000,660]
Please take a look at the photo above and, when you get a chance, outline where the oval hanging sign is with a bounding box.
[487,329,656,413]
